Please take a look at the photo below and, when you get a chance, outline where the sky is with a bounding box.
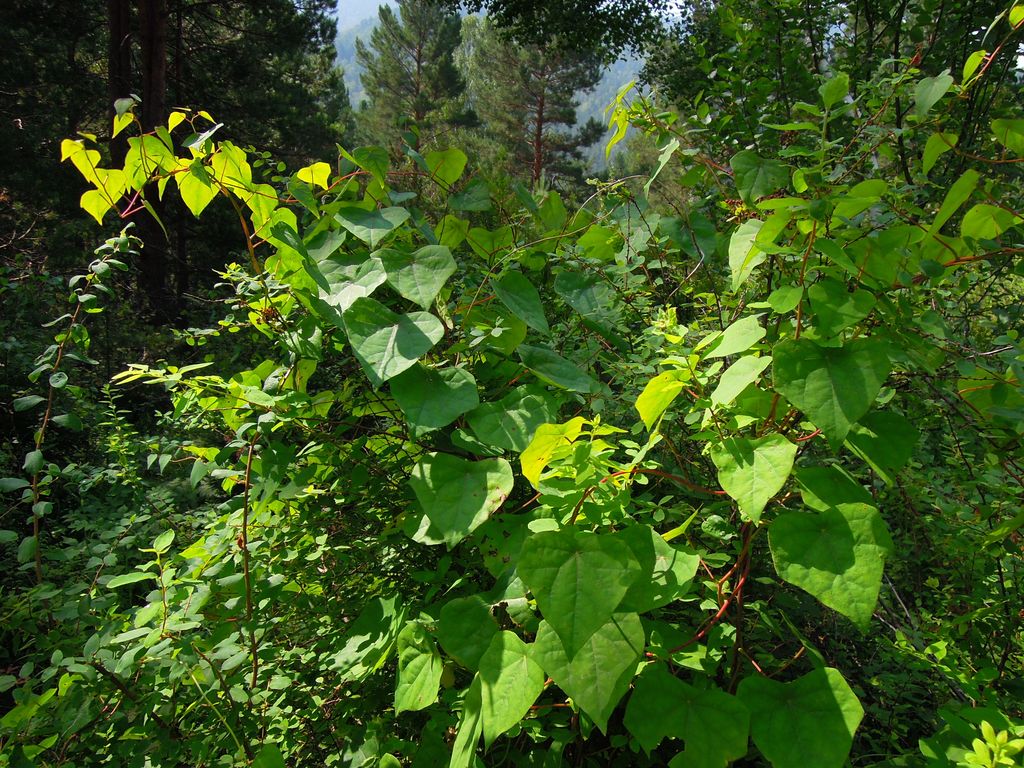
[336,0,394,32]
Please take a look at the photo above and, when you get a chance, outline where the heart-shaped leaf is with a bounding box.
[769,502,893,629]
[613,526,699,613]
[773,337,891,448]
[710,434,797,523]
[624,663,749,767]
[395,621,442,713]
[518,345,600,393]
[408,453,513,548]
[531,614,644,732]
[343,297,444,386]
[335,206,410,248]
[518,529,640,657]
[843,411,919,486]
[479,631,545,746]
[738,667,863,768]
[494,271,549,334]
[467,385,561,452]
[391,364,479,438]
[437,596,499,670]
[730,150,789,204]
[380,245,457,309]
[807,278,876,339]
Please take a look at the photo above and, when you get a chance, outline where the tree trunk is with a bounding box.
[107,0,132,165]
[531,70,546,186]
[136,0,176,323]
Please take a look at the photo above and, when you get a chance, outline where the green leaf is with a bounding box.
[307,253,387,319]
[342,297,444,387]
[408,454,513,548]
[991,118,1024,155]
[467,225,514,261]
[478,631,546,746]
[424,147,467,188]
[450,180,492,211]
[379,245,457,310]
[335,206,410,248]
[152,529,175,554]
[554,270,621,325]
[436,596,499,670]
[795,465,874,511]
[395,621,442,713]
[962,49,988,82]
[13,396,45,412]
[928,170,980,236]
[730,151,789,203]
[49,371,68,389]
[178,163,218,217]
[518,529,640,657]
[296,161,331,190]
[520,418,587,489]
[738,667,863,768]
[532,614,644,733]
[704,316,766,360]
[0,478,30,493]
[518,345,600,393]
[961,204,1020,240]
[770,502,893,629]
[819,72,849,110]
[807,278,876,338]
[644,137,680,197]
[914,70,954,118]
[23,450,44,474]
[711,355,772,406]
[767,285,803,314]
[450,676,484,768]
[329,595,406,682]
[391,365,478,437]
[347,146,390,187]
[636,370,688,430]
[493,271,549,335]
[923,132,957,174]
[467,385,561,453]
[106,571,156,588]
[574,225,622,262]
[773,337,891,448]
[51,413,83,431]
[710,434,797,523]
[252,745,285,768]
[624,663,750,766]
[728,220,766,291]
[844,411,919,486]
[613,526,699,613]
[17,535,37,564]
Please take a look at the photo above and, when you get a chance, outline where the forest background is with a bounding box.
[0,1,1022,767]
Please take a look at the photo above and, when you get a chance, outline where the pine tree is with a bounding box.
[458,16,602,187]
[355,0,466,151]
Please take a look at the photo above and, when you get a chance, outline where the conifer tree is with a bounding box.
[458,16,602,187]
[355,0,466,150]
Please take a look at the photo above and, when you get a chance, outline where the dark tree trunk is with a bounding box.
[107,0,132,165]
[136,0,176,323]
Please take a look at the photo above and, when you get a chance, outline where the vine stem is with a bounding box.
[242,438,258,691]
[793,221,817,340]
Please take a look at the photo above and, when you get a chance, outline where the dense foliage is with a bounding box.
[1,2,1023,767]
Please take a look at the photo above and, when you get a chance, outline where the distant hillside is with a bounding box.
[335,15,376,108]
[576,56,642,171]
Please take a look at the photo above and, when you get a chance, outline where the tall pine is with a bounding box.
[458,16,602,187]
[355,0,466,151]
